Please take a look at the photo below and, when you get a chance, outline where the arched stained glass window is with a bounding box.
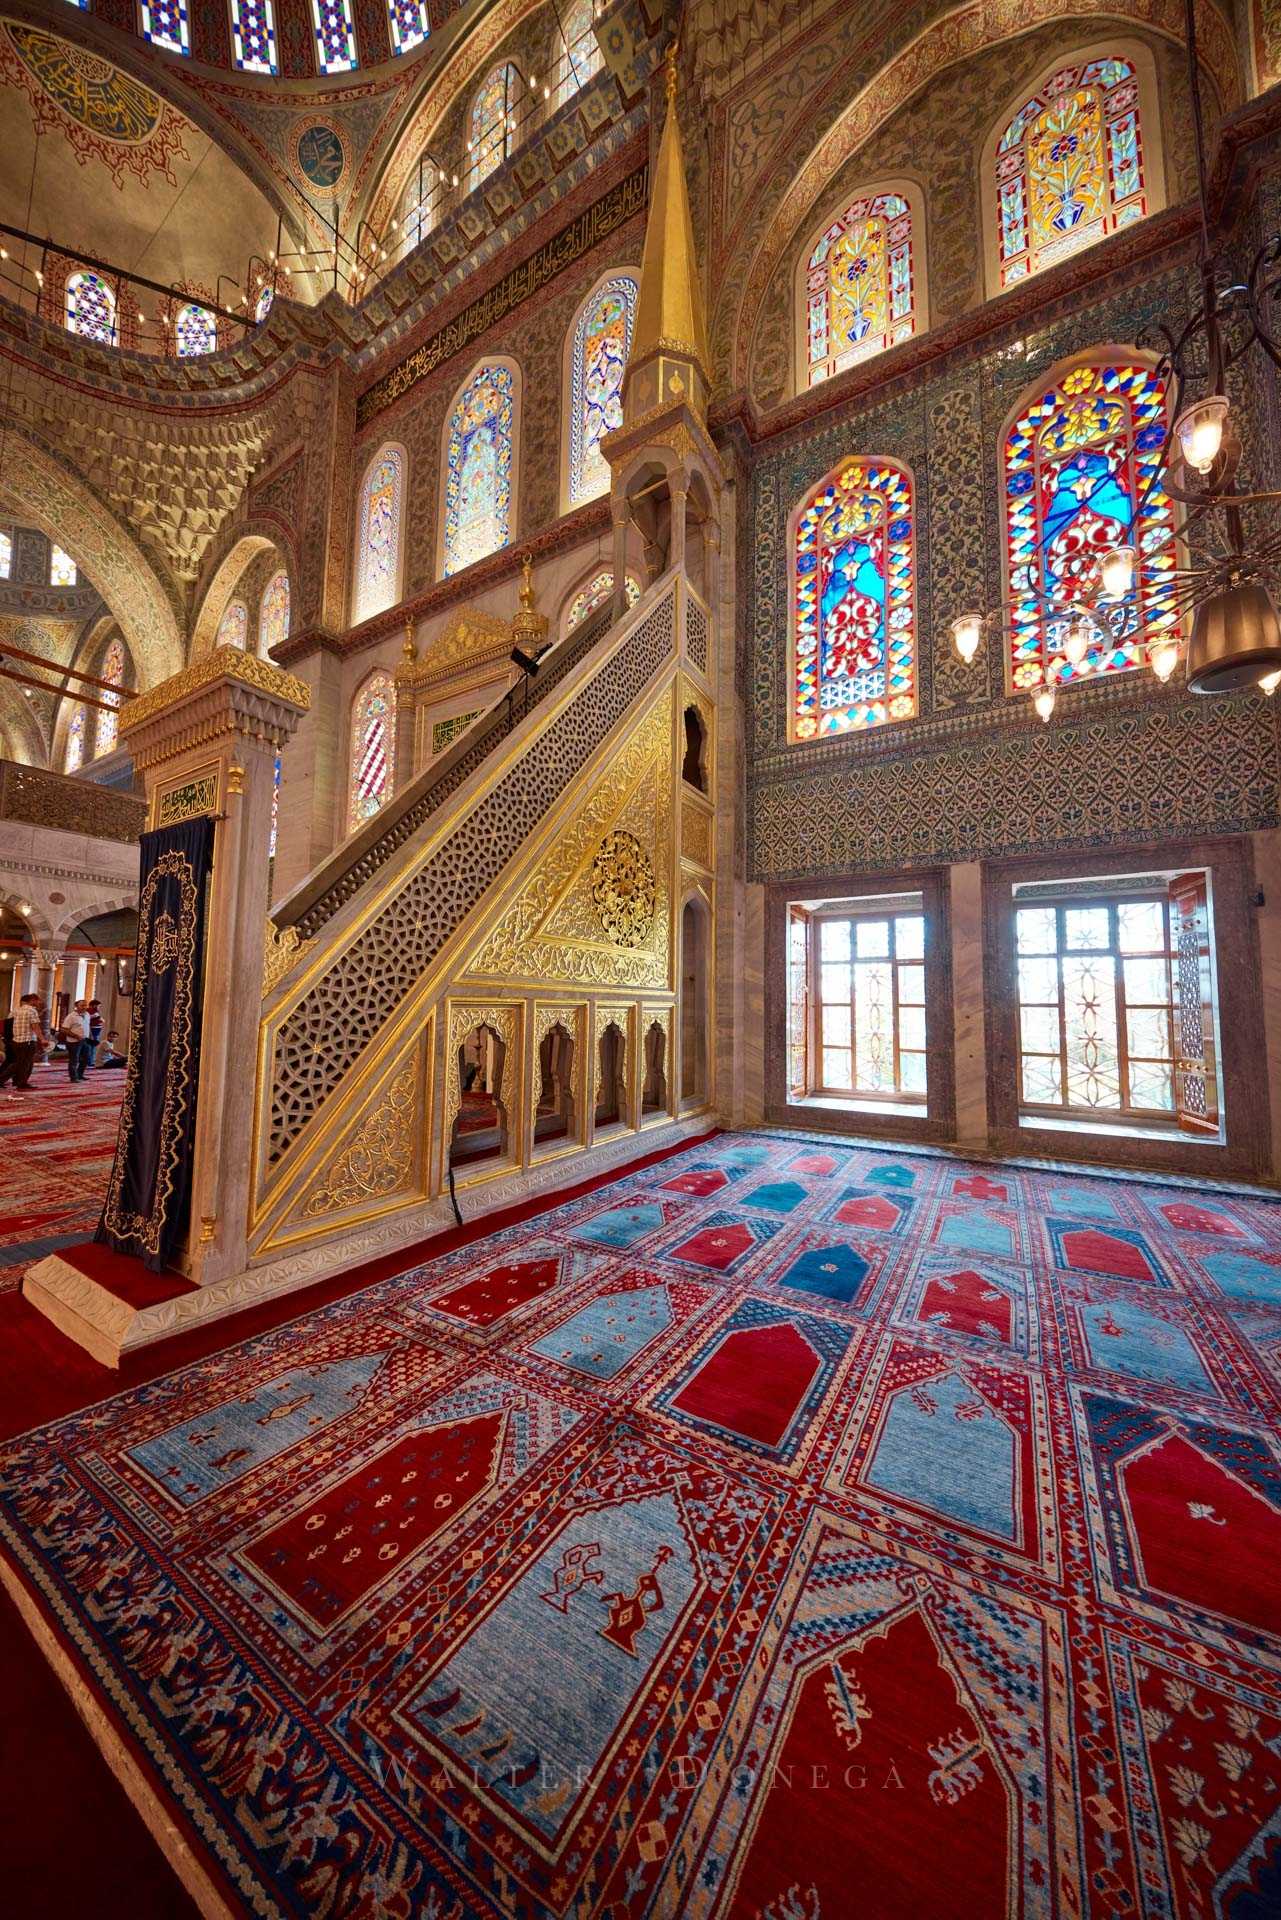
[791,458,917,738]
[568,275,636,506]
[94,636,127,757]
[0,532,10,579]
[176,301,216,358]
[216,600,249,648]
[995,57,1147,287]
[558,0,602,104]
[231,0,277,72]
[387,0,429,54]
[311,0,357,73]
[348,670,396,830]
[566,570,640,630]
[443,364,515,577]
[254,282,275,324]
[401,155,442,249]
[66,270,117,345]
[1004,357,1176,690]
[140,0,190,56]
[804,192,917,388]
[50,545,77,587]
[468,63,518,189]
[269,754,281,858]
[259,570,291,653]
[355,447,404,621]
[65,706,87,774]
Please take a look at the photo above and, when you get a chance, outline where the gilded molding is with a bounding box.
[119,647,311,738]
[263,921,310,999]
[298,1060,419,1220]
[393,610,512,691]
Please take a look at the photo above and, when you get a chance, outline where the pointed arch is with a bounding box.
[789,456,918,740]
[348,666,397,832]
[439,358,520,579]
[353,443,407,623]
[981,40,1165,297]
[563,271,638,511]
[561,566,640,635]
[556,0,602,105]
[1001,349,1177,693]
[794,179,926,392]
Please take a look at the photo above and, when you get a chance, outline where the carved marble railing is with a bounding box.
[0,760,145,844]
[257,579,684,1193]
[272,600,615,944]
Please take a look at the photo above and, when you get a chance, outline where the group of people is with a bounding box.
[0,995,126,1096]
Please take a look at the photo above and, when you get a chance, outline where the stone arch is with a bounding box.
[191,530,287,657]
[0,422,183,687]
[0,890,55,950]
[717,0,1241,394]
[52,895,139,948]
[0,683,50,767]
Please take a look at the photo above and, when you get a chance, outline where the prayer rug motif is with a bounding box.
[1,1126,1279,1919]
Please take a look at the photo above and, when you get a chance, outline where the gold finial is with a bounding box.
[519,551,536,610]
[401,621,417,664]
[664,39,678,102]
[512,552,548,650]
[226,759,246,797]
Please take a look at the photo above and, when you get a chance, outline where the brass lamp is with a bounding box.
[1186,577,1281,693]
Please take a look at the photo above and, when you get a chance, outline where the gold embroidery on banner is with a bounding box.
[101,848,202,1258]
[156,773,218,828]
[299,1061,419,1218]
[151,911,179,976]
[356,163,649,430]
[592,830,656,946]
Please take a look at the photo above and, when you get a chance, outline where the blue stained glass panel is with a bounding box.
[231,0,278,73]
[311,0,357,73]
[140,0,190,55]
[387,0,430,54]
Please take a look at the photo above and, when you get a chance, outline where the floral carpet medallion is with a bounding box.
[1,1130,1280,1917]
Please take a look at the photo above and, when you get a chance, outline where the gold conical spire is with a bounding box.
[625,43,710,415]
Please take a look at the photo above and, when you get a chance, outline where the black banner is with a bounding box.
[96,816,215,1272]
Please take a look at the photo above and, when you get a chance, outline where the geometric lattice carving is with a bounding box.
[686,597,709,674]
[266,592,676,1165]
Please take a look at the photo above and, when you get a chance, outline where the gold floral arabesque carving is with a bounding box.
[263,921,310,998]
[592,830,657,946]
[466,693,673,988]
[299,1060,419,1218]
[157,772,218,827]
[681,804,714,867]
[119,647,311,737]
[395,611,512,691]
[533,1002,584,1050]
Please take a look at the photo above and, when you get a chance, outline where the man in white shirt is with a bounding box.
[61,1000,90,1083]
[0,995,43,1093]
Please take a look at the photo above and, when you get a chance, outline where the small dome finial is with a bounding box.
[665,39,678,103]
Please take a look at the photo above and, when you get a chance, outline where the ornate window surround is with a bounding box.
[792,176,928,398]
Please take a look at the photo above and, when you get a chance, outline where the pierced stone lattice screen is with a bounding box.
[267,592,676,1165]
[686,598,709,675]
[287,603,616,941]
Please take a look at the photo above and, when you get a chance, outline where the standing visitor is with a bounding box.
[86,998,104,1070]
[0,994,44,1094]
[61,1000,89,1082]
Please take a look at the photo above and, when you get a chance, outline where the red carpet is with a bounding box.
[1,1131,1279,1917]
[0,1065,123,1295]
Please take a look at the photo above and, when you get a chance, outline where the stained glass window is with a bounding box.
[0,532,10,580]
[231,0,277,73]
[139,0,190,56]
[259,570,291,653]
[443,364,515,577]
[66,270,117,345]
[804,193,916,387]
[996,58,1146,287]
[349,670,396,830]
[216,600,249,648]
[311,0,357,73]
[468,64,518,189]
[387,0,429,54]
[558,0,602,104]
[566,570,640,630]
[791,459,916,738]
[94,636,126,757]
[269,754,281,859]
[65,706,86,773]
[1004,358,1175,691]
[254,281,275,324]
[50,545,77,587]
[568,275,636,506]
[401,156,442,249]
[354,446,404,621]
[175,301,216,357]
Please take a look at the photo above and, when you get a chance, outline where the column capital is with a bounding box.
[119,647,310,774]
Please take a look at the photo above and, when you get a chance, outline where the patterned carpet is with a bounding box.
[2,1129,1280,1918]
[0,1066,123,1294]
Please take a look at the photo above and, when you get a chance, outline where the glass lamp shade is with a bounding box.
[1261,668,1281,696]
[950,611,983,663]
[1033,684,1056,722]
[1187,578,1281,693]
[1148,637,1180,683]
[1099,544,1136,598]
[1063,616,1092,668]
[1174,395,1230,475]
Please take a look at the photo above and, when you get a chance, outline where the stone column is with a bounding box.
[949,861,990,1149]
[118,646,309,1286]
[271,641,345,905]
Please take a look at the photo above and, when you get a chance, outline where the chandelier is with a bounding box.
[950,0,1281,718]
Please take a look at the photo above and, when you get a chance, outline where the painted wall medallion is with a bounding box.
[1,25,188,186]
[291,120,346,197]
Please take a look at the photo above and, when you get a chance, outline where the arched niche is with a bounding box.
[595,1018,628,1131]
[449,1021,510,1170]
[534,1020,577,1146]
[641,1017,669,1118]
[680,894,712,1108]
[682,704,708,792]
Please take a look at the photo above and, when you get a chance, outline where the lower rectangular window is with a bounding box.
[789,894,928,1105]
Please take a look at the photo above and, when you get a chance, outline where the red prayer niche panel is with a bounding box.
[407,1237,604,1340]
[1073,1388,1281,1649]
[677,1512,1073,1920]
[1109,1636,1281,1920]
[895,1249,1040,1362]
[828,1334,1055,1572]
